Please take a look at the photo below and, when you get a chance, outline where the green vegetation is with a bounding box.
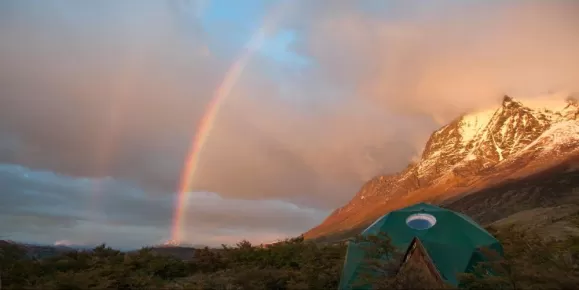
[1,227,578,289]
[459,226,579,290]
[0,237,345,290]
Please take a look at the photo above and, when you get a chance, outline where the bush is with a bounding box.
[0,237,346,289]
[1,228,578,289]
[459,226,579,289]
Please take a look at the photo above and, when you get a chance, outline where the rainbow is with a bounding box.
[170,2,290,244]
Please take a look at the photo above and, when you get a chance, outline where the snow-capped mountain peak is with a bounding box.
[305,92,579,239]
[420,93,578,176]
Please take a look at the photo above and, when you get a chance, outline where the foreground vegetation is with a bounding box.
[1,226,579,289]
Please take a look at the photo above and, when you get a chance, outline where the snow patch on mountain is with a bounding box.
[459,110,495,145]
[54,240,75,247]
[521,121,579,154]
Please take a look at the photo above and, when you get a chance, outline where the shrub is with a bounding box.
[2,227,578,289]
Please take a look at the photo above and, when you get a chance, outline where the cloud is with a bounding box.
[293,0,579,124]
[2,0,578,246]
[0,0,424,212]
[0,1,218,177]
[0,164,327,248]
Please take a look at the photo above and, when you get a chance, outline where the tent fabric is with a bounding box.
[338,202,503,289]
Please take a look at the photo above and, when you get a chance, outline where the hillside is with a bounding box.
[0,240,78,259]
[305,93,579,241]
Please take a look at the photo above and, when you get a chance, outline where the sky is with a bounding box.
[1,0,578,249]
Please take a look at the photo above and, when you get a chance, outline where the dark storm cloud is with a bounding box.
[0,164,327,248]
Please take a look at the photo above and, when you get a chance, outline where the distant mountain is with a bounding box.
[0,239,202,261]
[0,240,78,259]
[157,239,207,248]
[305,92,579,241]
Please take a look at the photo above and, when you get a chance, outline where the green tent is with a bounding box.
[338,202,503,289]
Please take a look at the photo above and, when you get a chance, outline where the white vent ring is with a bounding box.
[406,213,437,230]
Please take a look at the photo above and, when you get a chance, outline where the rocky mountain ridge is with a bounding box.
[305,93,579,239]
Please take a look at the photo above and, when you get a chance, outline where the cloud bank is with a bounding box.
[0,164,326,248]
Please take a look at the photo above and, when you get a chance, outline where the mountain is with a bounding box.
[0,240,78,259]
[305,93,579,241]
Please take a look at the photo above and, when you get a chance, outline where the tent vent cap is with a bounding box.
[406,213,437,230]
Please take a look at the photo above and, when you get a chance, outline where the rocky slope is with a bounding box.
[305,93,579,240]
